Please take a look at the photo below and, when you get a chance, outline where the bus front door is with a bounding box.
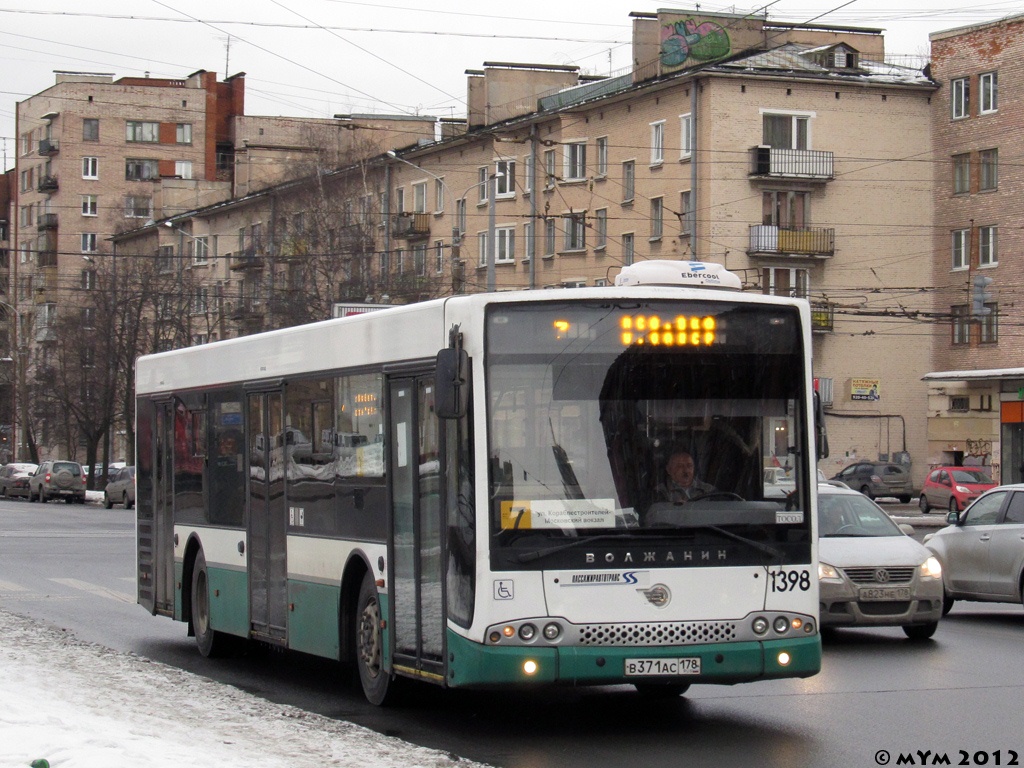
[388,375,445,683]
[247,390,288,644]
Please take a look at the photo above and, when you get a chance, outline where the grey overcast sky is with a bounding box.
[1,0,1020,167]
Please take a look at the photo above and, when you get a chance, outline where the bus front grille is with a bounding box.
[577,621,739,646]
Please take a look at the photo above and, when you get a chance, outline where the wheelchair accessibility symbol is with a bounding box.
[493,580,514,600]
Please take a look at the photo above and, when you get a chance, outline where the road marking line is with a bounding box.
[50,578,134,604]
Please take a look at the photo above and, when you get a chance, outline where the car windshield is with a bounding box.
[951,469,993,484]
[818,492,903,537]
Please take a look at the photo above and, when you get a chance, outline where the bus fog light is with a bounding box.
[773,616,790,634]
[777,651,792,666]
[489,632,501,643]
[752,617,769,635]
[502,625,515,638]
[805,621,815,633]
[523,660,538,675]
[518,623,537,641]
[543,622,561,641]
[791,618,803,630]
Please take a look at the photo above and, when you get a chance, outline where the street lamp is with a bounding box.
[0,299,28,462]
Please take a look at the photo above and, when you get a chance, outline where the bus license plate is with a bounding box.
[859,586,911,601]
[625,657,701,677]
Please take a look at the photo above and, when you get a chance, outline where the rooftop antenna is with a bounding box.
[220,35,231,78]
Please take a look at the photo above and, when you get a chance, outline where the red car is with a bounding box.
[919,466,996,514]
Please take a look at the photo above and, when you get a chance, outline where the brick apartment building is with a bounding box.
[925,12,1024,484]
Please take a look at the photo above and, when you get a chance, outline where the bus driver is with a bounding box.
[657,449,716,503]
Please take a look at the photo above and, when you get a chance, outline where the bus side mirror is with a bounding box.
[436,347,469,419]
[814,391,829,460]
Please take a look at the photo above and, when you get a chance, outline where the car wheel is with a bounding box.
[104,493,113,510]
[27,488,35,502]
[356,570,398,705]
[191,549,229,658]
[124,492,134,510]
[898,495,911,504]
[859,485,874,500]
[903,622,938,641]
[919,494,930,513]
[942,590,955,616]
[949,498,959,514]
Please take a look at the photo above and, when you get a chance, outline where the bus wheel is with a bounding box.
[633,683,690,699]
[356,571,394,705]
[191,549,227,657]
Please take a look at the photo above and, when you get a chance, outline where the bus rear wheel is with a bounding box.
[191,549,228,657]
[356,571,396,705]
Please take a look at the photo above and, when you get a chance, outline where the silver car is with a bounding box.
[103,466,136,509]
[817,484,943,640]
[923,484,1024,615]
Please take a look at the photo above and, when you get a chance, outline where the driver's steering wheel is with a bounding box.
[834,524,858,534]
[689,490,744,502]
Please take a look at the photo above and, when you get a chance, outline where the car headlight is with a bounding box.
[818,562,841,581]
[954,485,971,494]
[920,556,942,579]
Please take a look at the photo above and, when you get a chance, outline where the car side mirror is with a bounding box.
[946,510,960,525]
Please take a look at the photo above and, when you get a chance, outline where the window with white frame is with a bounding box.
[396,248,405,275]
[495,226,515,263]
[174,160,193,180]
[495,160,515,197]
[763,267,809,298]
[762,112,809,149]
[650,121,665,164]
[478,167,488,202]
[413,243,427,275]
[596,137,608,177]
[951,229,968,270]
[544,218,556,256]
[564,142,586,180]
[594,208,607,249]
[412,181,427,213]
[622,160,635,202]
[980,72,997,114]
[126,121,159,142]
[434,179,445,212]
[650,197,663,240]
[82,157,98,179]
[192,286,208,315]
[952,153,970,194]
[979,226,997,266]
[523,221,533,261]
[81,233,97,253]
[176,123,193,143]
[979,149,997,191]
[395,187,406,214]
[951,78,969,119]
[622,233,634,265]
[456,198,467,235]
[192,236,210,265]
[544,149,556,188]
[81,195,98,217]
[523,155,533,194]
[379,250,389,276]
[563,213,586,251]
[679,113,693,159]
[680,190,692,234]
[477,232,488,267]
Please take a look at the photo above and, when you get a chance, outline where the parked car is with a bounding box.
[919,466,996,514]
[28,460,87,504]
[763,468,836,498]
[830,461,913,503]
[0,462,39,499]
[103,466,136,509]
[923,484,1024,615]
[817,483,943,640]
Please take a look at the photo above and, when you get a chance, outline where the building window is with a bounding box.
[763,113,809,149]
[125,158,159,180]
[594,208,608,249]
[157,245,174,273]
[176,123,193,143]
[544,149,556,188]
[476,233,487,268]
[192,236,210,265]
[175,160,193,179]
[680,113,693,159]
[434,240,444,273]
[949,396,969,413]
[477,167,488,203]
[82,157,98,179]
[951,78,969,119]
[650,120,665,164]
[564,143,586,181]
[763,267,809,298]
[81,195,98,217]
[650,197,663,240]
[680,190,692,235]
[82,307,96,328]
[544,218,556,256]
[952,153,970,194]
[124,195,152,219]
[622,233,634,265]
[495,160,515,197]
[763,190,808,228]
[83,118,99,141]
[434,178,445,212]
[979,226,997,266]
[81,233,98,253]
[379,250,389,276]
[412,181,427,213]
[192,286,208,315]
[622,160,635,202]
[495,226,515,263]
[951,305,970,345]
[563,213,586,251]
[413,244,427,275]
[523,221,534,261]
[979,149,998,191]
[523,155,533,194]
[81,269,97,290]
[456,198,467,235]
[396,248,405,275]
[980,304,998,343]
[395,187,405,214]
[951,229,968,270]
[980,72,997,114]
[126,120,159,142]
[596,137,608,176]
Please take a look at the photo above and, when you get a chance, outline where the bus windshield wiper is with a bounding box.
[515,534,664,563]
[694,525,784,560]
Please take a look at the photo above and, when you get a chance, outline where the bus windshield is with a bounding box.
[485,299,812,569]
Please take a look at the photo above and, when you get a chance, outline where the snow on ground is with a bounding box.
[0,609,488,768]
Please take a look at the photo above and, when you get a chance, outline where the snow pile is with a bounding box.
[0,609,487,768]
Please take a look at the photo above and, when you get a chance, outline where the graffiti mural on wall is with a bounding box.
[660,18,732,70]
[964,438,993,467]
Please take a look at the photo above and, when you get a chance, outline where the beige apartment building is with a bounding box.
[925,13,1024,485]
[112,9,939,485]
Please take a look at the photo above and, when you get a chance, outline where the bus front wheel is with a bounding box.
[356,571,395,705]
[191,549,228,657]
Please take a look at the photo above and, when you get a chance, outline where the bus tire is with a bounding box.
[356,571,394,705]
[633,682,690,699]
[191,549,227,658]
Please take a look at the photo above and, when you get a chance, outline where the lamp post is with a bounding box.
[0,300,28,462]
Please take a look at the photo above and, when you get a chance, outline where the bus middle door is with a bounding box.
[387,374,445,684]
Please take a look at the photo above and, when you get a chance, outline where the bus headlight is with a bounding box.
[518,623,537,641]
[543,622,562,641]
[752,616,769,635]
[773,616,790,634]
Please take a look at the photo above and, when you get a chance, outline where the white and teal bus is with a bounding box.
[136,261,825,704]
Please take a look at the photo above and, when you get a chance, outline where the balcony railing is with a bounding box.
[392,212,431,240]
[38,175,59,193]
[230,299,264,322]
[810,303,835,333]
[37,213,59,231]
[750,146,834,180]
[229,248,264,271]
[748,225,835,258]
[38,139,59,156]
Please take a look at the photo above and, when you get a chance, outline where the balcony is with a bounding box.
[749,146,833,181]
[230,299,264,322]
[38,175,59,193]
[810,303,835,333]
[392,212,431,240]
[229,249,264,271]
[38,139,59,156]
[37,213,59,231]
[748,225,835,258]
